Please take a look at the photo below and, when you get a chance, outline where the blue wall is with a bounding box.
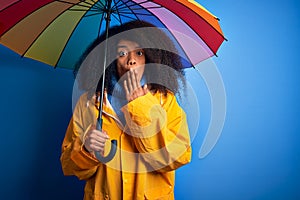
[0,0,299,199]
[0,51,85,199]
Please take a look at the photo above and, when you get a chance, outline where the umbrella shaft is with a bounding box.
[98,0,112,129]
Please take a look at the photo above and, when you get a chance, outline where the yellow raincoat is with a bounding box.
[60,90,191,200]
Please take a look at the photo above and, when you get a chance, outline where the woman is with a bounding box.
[60,21,192,200]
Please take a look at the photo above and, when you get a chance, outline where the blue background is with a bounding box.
[0,0,299,199]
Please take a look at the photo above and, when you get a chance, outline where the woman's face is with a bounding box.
[116,40,145,82]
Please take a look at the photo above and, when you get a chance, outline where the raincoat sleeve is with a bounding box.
[60,95,99,180]
[121,92,192,172]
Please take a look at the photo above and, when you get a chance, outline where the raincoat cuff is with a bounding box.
[121,92,160,117]
[70,137,99,169]
[121,92,163,129]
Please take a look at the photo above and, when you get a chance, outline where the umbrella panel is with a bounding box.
[0,0,225,70]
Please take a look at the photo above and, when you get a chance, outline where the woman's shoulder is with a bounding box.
[75,92,96,108]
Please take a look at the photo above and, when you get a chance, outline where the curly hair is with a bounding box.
[74,20,188,99]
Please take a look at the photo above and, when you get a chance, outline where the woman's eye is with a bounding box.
[136,50,144,56]
[118,51,127,57]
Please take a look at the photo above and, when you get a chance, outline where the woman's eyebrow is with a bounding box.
[117,45,127,48]
[117,45,141,49]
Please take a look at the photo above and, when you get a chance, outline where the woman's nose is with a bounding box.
[127,52,136,66]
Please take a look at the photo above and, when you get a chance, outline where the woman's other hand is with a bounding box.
[123,69,149,102]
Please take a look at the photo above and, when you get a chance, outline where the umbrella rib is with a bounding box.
[112,0,133,11]
[114,0,161,10]
[90,0,105,8]
[130,0,153,5]
[113,0,145,10]
[117,11,156,16]
[67,2,106,13]
[68,8,96,12]
[111,0,140,22]
[83,12,103,18]
[111,0,124,24]
[118,5,162,11]
[111,0,123,10]
[90,0,106,11]
[112,0,147,25]
[55,0,97,10]
[112,0,161,13]
[114,0,152,23]
[117,13,138,20]
[112,0,160,17]
[78,0,97,8]
[97,11,106,37]
[68,8,105,14]
[134,0,164,8]
[110,13,122,24]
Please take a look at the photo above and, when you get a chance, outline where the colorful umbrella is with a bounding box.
[0,0,225,162]
[0,0,225,69]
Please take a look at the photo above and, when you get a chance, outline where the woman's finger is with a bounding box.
[127,71,133,93]
[143,84,149,94]
[130,69,137,90]
[134,69,141,88]
[86,129,109,151]
[123,80,131,101]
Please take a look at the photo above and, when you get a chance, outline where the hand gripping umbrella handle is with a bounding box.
[95,118,117,163]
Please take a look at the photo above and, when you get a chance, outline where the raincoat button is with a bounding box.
[124,179,128,183]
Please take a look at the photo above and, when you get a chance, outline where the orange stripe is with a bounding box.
[176,0,223,35]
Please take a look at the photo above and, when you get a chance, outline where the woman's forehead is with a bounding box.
[117,40,141,50]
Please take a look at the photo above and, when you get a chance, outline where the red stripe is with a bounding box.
[0,0,19,11]
[0,0,54,36]
[152,0,224,53]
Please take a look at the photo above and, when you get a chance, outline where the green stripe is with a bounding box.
[25,1,95,66]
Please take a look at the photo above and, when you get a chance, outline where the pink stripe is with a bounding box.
[132,0,213,64]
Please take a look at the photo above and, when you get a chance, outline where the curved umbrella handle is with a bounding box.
[95,117,117,163]
[94,139,117,163]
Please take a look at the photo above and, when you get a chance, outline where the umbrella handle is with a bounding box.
[94,140,117,163]
[94,118,117,163]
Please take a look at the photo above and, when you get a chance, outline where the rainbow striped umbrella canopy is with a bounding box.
[0,0,225,70]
